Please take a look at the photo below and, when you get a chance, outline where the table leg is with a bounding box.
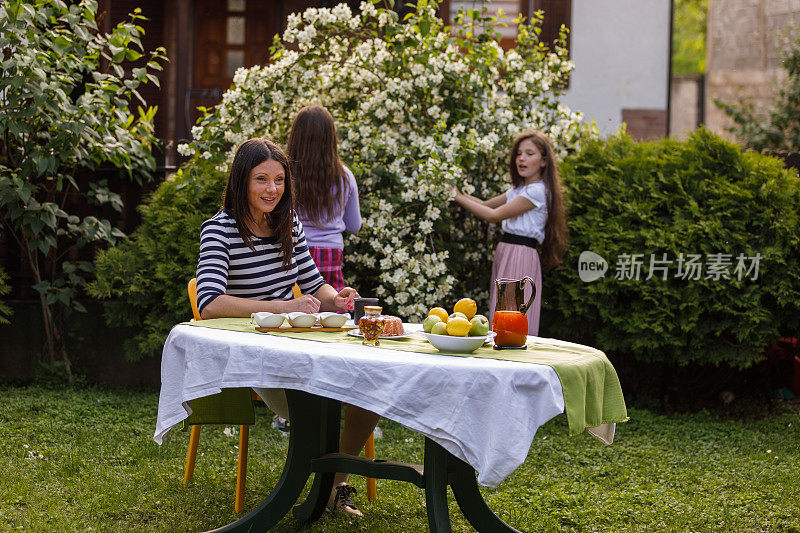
[292,397,341,524]
[208,390,330,533]
[433,440,522,533]
[424,438,453,533]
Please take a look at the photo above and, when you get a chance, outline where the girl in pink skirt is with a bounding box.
[453,130,568,336]
[288,105,362,292]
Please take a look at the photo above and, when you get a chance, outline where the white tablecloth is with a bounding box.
[154,323,570,487]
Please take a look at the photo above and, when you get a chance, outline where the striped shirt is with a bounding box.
[196,209,326,314]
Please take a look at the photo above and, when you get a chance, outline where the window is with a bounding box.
[533,0,571,51]
[442,1,571,51]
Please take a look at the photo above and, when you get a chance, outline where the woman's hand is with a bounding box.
[333,286,360,313]
[285,294,321,313]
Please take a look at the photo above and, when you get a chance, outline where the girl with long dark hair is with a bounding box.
[288,105,361,291]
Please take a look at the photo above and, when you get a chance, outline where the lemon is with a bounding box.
[445,316,472,337]
[453,298,477,320]
[428,307,449,323]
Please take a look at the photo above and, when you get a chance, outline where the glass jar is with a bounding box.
[359,305,385,346]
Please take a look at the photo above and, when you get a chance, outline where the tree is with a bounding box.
[672,0,707,75]
[0,0,166,380]
[716,32,800,152]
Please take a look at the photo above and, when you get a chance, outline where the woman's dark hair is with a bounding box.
[222,138,295,268]
[287,105,347,226]
[508,130,568,269]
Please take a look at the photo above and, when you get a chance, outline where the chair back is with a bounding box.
[188,278,202,321]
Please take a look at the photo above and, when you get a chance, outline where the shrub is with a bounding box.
[91,0,596,359]
[541,129,800,368]
[88,158,226,359]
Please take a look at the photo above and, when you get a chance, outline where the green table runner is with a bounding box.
[183,318,628,436]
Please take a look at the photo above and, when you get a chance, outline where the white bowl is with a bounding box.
[286,312,318,328]
[251,312,287,328]
[421,332,488,353]
[318,312,348,328]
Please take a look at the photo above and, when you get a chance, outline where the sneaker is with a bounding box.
[330,483,363,518]
[272,415,290,433]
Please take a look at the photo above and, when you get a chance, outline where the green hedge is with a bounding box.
[541,129,800,368]
[88,159,226,359]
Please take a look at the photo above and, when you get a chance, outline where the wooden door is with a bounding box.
[191,0,281,118]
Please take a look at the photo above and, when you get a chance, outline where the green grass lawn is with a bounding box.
[1,385,798,532]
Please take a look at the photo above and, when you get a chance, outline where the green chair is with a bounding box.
[183,278,255,513]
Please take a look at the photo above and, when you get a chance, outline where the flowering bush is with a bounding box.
[178,0,595,318]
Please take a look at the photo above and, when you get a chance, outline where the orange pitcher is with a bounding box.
[492,277,536,349]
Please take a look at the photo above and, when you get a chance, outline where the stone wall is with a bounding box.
[670,74,704,139]
[705,0,800,140]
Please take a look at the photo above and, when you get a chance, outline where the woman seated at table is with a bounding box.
[196,137,378,518]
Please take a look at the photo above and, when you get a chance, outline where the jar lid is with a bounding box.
[363,305,382,313]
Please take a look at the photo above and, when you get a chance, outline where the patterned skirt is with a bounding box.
[308,246,346,292]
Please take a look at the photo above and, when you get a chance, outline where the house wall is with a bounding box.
[561,0,671,138]
[705,0,800,141]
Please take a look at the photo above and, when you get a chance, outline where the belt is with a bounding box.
[499,233,540,249]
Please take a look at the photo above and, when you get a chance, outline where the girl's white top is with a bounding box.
[501,181,548,244]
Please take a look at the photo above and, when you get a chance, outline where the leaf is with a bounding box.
[31,281,51,295]
[419,20,430,37]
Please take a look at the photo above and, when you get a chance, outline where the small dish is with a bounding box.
[251,312,287,328]
[318,312,348,328]
[421,332,489,353]
[286,312,318,328]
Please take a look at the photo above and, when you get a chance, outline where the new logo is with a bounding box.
[578,251,608,282]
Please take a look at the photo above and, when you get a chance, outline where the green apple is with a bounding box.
[468,314,489,336]
[430,321,448,335]
[423,315,443,333]
[449,312,468,321]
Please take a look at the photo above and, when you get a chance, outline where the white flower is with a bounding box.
[223,427,236,437]
[360,1,377,17]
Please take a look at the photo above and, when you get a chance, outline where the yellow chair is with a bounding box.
[184,278,253,513]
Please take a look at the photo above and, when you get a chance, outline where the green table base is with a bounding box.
[208,389,519,533]
[184,318,628,436]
